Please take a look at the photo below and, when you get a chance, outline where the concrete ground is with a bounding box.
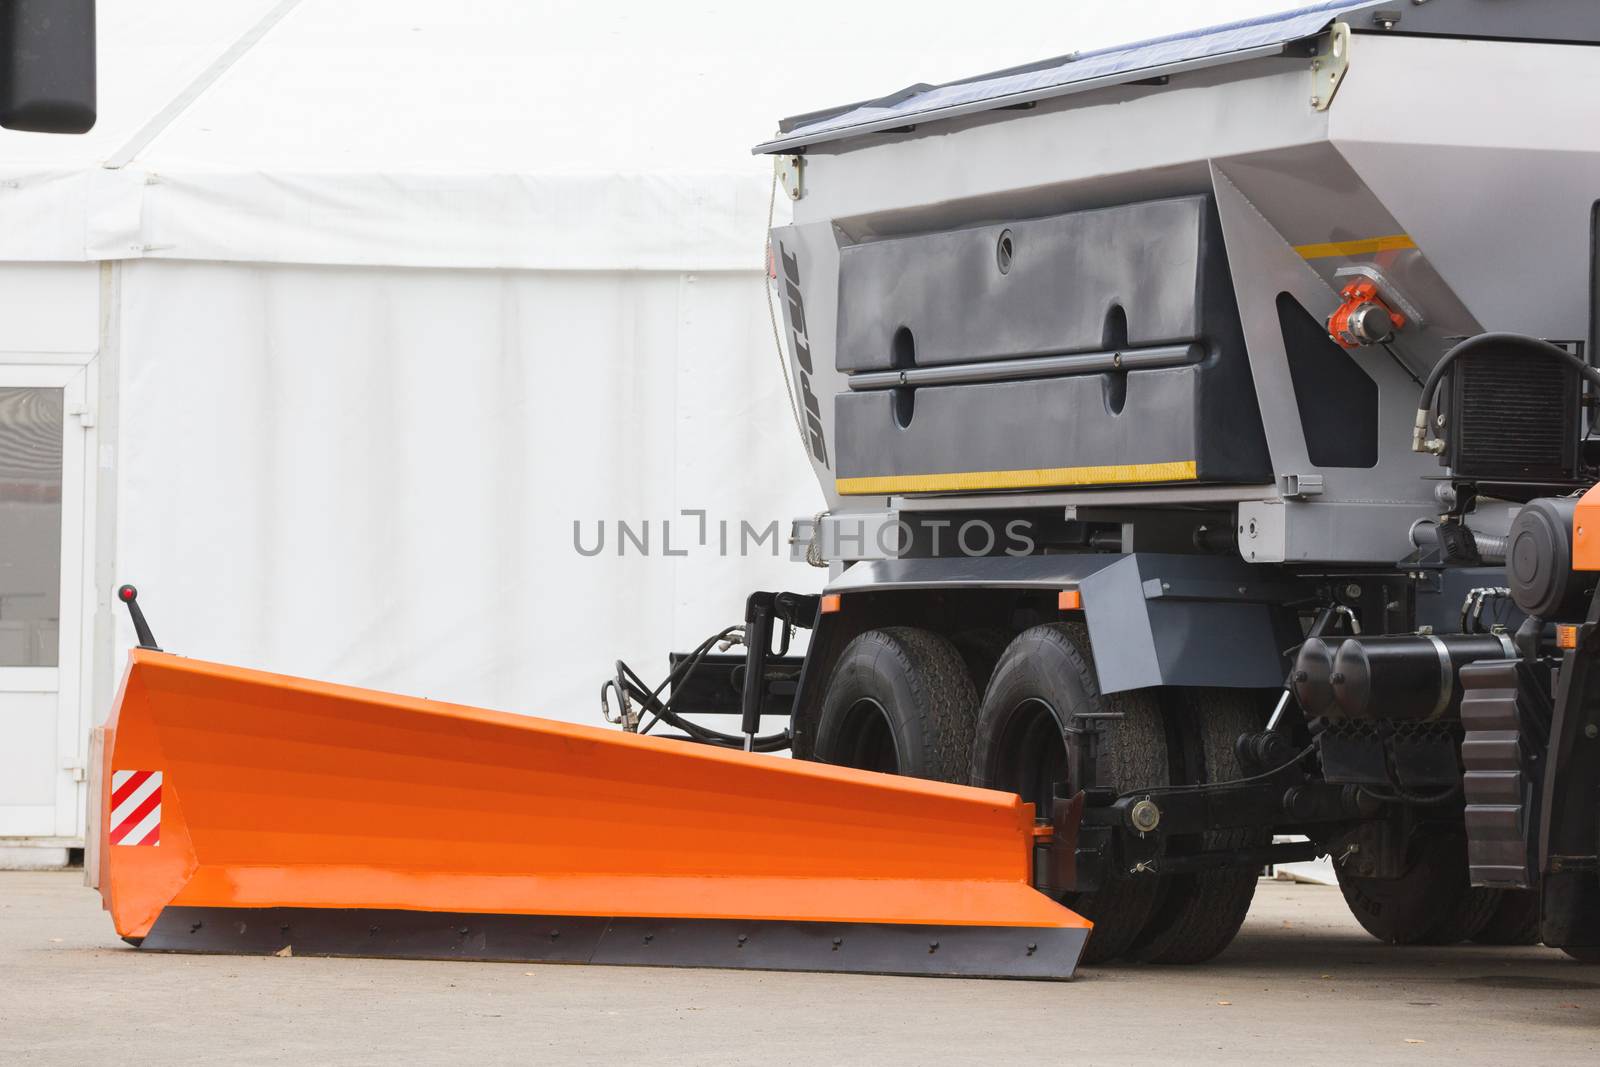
[2,871,1596,1065]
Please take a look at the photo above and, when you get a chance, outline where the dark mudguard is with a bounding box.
[1539,605,1600,954]
[1460,659,1548,887]
[137,907,1090,980]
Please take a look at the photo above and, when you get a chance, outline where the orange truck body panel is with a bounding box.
[98,651,1088,978]
[1573,482,1600,571]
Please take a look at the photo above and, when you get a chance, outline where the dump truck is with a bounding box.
[98,0,1600,977]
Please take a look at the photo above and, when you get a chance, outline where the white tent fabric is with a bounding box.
[0,0,1321,728]
[116,260,811,716]
[0,0,1326,267]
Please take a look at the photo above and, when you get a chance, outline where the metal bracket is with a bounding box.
[1310,22,1350,111]
[1333,263,1427,328]
[1279,473,1325,499]
[776,154,804,201]
[1141,577,1302,604]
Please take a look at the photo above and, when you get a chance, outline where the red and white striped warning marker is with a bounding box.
[110,770,162,846]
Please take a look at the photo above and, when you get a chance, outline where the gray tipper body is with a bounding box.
[755,0,1600,692]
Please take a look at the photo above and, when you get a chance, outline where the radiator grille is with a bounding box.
[1449,350,1580,483]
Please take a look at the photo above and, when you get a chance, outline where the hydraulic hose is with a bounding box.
[1408,519,1508,564]
[616,626,792,752]
[1358,782,1461,807]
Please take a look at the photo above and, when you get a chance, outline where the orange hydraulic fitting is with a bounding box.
[1327,278,1406,349]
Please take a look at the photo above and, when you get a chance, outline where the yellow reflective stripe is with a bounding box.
[835,460,1198,496]
[1294,234,1416,259]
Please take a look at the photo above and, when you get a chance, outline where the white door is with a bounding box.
[0,365,91,842]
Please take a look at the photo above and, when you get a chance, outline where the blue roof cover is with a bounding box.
[755,1,1380,154]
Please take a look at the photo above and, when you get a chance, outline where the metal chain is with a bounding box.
[805,509,828,569]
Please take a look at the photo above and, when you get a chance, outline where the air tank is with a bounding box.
[1292,633,1515,721]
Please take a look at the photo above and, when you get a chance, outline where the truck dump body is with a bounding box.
[761,1,1600,565]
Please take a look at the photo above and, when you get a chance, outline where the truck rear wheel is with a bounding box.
[1126,689,1268,964]
[969,622,1169,964]
[948,628,1012,697]
[1425,886,1504,945]
[813,627,978,782]
[1337,832,1490,944]
[1470,889,1539,946]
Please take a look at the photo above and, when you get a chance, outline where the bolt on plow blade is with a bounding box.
[96,651,1090,979]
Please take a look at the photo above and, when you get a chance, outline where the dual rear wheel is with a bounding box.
[1335,837,1544,947]
[813,622,1584,962]
[815,622,1265,965]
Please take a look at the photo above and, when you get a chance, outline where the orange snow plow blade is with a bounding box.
[97,650,1090,979]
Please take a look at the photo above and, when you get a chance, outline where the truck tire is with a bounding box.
[1126,689,1268,964]
[949,628,1013,697]
[1470,889,1540,946]
[969,622,1169,964]
[1336,832,1481,944]
[813,627,978,782]
[1424,886,1504,945]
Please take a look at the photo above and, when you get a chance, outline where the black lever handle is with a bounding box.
[740,593,775,750]
[117,584,162,651]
